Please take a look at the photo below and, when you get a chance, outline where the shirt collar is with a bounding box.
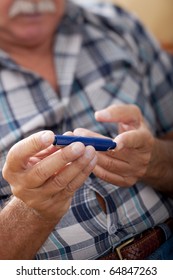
[53,1,84,97]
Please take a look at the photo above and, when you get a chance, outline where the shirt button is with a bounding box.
[109,224,116,235]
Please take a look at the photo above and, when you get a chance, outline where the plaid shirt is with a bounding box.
[0,1,173,259]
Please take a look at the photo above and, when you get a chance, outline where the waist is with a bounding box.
[98,217,173,260]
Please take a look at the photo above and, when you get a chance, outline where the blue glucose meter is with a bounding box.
[53,135,116,151]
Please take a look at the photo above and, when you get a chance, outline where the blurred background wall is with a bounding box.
[73,0,173,54]
[111,0,173,52]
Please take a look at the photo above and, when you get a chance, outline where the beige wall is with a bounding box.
[107,0,173,51]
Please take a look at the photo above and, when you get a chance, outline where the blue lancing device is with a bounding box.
[53,135,116,151]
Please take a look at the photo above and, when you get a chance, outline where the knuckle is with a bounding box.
[143,154,150,165]
[97,170,107,182]
[5,145,20,167]
[51,174,67,190]
[135,158,150,178]
[34,164,48,182]
[2,163,24,188]
[135,106,141,114]
[78,165,92,179]
[66,182,75,194]
[82,164,94,176]
[76,157,87,169]
[131,104,141,115]
[141,157,149,166]
[122,176,136,186]
[59,148,71,163]
[29,135,42,151]
[137,167,147,178]
[11,184,23,198]
[2,163,9,181]
[104,158,114,170]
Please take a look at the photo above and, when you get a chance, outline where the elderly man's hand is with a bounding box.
[2,131,97,223]
[74,104,154,187]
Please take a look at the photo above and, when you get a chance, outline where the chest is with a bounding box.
[28,56,59,92]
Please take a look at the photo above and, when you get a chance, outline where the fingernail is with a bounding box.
[95,110,111,120]
[90,155,97,167]
[41,131,53,145]
[85,146,95,159]
[117,142,124,150]
[120,124,130,131]
[115,135,124,150]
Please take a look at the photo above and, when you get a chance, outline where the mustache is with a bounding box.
[9,0,56,18]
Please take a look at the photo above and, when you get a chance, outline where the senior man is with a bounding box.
[0,0,173,260]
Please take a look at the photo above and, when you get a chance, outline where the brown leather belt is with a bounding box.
[98,218,173,260]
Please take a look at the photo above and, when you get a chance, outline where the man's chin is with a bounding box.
[10,25,53,47]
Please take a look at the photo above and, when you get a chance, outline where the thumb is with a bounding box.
[6,131,54,171]
[115,128,149,151]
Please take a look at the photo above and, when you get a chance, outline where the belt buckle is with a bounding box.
[115,237,134,260]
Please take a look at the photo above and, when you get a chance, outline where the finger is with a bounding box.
[44,146,97,196]
[5,131,55,171]
[95,104,142,127]
[97,149,149,177]
[30,132,75,161]
[64,154,97,195]
[96,151,129,173]
[59,145,96,186]
[33,145,59,160]
[93,165,136,187]
[27,142,86,187]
